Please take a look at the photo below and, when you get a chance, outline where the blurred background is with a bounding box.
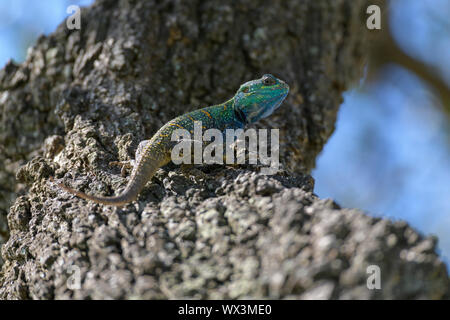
[0,0,449,267]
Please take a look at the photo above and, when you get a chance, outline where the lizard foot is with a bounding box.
[109,160,135,177]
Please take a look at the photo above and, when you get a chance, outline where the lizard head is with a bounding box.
[233,74,289,124]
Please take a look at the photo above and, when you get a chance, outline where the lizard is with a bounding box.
[53,74,289,206]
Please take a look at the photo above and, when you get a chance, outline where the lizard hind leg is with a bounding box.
[135,139,151,164]
[109,160,135,177]
[109,139,150,177]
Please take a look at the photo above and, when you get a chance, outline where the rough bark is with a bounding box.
[0,0,448,299]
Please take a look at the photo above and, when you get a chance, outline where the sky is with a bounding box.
[0,0,449,267]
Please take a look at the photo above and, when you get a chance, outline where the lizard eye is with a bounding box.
[263,76,275,86]
[242,87,249,93]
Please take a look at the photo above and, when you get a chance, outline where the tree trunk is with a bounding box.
[0,0,448,299]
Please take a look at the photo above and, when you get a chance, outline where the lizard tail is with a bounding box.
[50,153,170,206]
[50,176,136,206]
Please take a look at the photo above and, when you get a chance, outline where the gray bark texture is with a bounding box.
[0,0,448,299]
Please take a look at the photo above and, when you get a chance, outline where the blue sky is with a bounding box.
[0,0,92,65]
[0,0,449,267]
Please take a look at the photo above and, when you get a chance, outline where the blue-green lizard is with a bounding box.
[54,74,289,205]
